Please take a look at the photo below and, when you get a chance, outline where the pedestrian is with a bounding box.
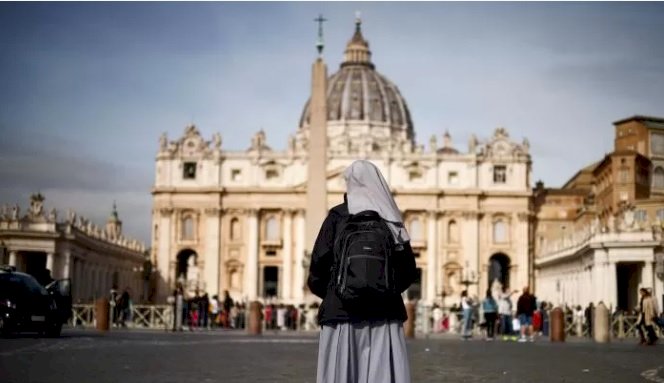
[516,286,537,342]
[118,288,131,327]
[264,304,273,330]
[308,160,417,383]
[432,304,443,333]
[460,290,474,340]
[482,289,498,340]
[277,304,286,330]
[222,290,234,328]
[200,293,210,329]
[637,288,658,346]
[210,295,219,328]
[110,286,119,327]
[230,302,239,329]
[573,305,584,336]
[498,287,514,339]
[540,302,550,337]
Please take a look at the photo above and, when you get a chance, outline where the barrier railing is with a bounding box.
[70,302,661,340]
[413,303,661,339]
[70,304,173,329]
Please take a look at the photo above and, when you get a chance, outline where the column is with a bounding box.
[9,251,17,267]
[61,250,71,279]
[426,212,437,304]
[592,251,605,304]
[46,252,54,275]
[606,261,617,310]
[517,213,530,290]
[282,210,293,301]
[244,209,259,300]
[642,261,654,290]
[204,208,221,296]
[462,212,480,296]
[294,210,306,302]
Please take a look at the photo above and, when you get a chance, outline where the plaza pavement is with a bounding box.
[0,328,662,383]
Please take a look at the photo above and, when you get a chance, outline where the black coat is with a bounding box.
[307,202,417,325]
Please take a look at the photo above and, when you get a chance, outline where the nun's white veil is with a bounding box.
[343,160,410,245]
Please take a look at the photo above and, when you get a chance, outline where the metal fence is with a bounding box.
[70,303,660,340]
[414,303,661,339]
[70,304,173,329]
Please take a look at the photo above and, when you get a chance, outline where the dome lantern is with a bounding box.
[341,14,373,69]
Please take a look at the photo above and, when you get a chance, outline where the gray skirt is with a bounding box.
[316,321,411,383]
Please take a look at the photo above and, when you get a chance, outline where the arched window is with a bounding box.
[265,216,279,241]
[230,218,241,241]
[493,219,508,243]
[447,220,459,243]
[182,216,194,240]
[654,166,664,189]
[409,217,423,241]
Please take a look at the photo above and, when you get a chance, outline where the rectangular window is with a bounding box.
[635,210,647,222]
[409,170,423,182]
[231,169,242,182]
[265,169,279,180]
[265,250,277,257]
[448,171,459,185]
[619,169,629,183]
[183,162,197,179]
[656,209,664,222]
[493,165,507,184]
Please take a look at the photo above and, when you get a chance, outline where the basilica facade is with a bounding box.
[151,18,533,305]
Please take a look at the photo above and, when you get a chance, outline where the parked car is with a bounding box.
[0,266,72,337]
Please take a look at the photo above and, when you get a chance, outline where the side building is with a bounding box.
[534,116,664,311]
[0,194,149,303]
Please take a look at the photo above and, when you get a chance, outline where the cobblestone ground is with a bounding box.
[0,329,662,383]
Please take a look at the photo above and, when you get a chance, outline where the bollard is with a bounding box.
[617,311,625,339]
[549,307,565,342]
[175,293,183,331]
[404,302,416,338]
[593,302,610,343]
[247,301,263,335]
[95,298,110,331]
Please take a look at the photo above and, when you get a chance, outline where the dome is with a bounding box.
[299,18,414,146]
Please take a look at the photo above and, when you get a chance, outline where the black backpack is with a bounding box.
[332,210,396,304]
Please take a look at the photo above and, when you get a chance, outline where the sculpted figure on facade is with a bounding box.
[607,214,616,233]
[429,134,437,153]
[159,133,168,152]
[522,138,530,153]
[11,205,19,221]
[212,132,222,150]
[468,134,478,154]
[48,208,57,223]
[29,193,45,218]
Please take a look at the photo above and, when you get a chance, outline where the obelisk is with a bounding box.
[306,15,328,254]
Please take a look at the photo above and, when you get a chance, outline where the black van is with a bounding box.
[0,266,72,337]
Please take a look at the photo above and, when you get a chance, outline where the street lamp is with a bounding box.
[460,263,479,292]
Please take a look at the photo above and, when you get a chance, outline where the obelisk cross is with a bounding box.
[314,14,327,55]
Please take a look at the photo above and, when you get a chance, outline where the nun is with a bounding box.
[308,159,417,383]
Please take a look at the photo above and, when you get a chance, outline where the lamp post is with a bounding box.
[460,264,479,294]
[133,259,154,303]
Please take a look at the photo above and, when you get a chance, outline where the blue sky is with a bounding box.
[1,2,663,243]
